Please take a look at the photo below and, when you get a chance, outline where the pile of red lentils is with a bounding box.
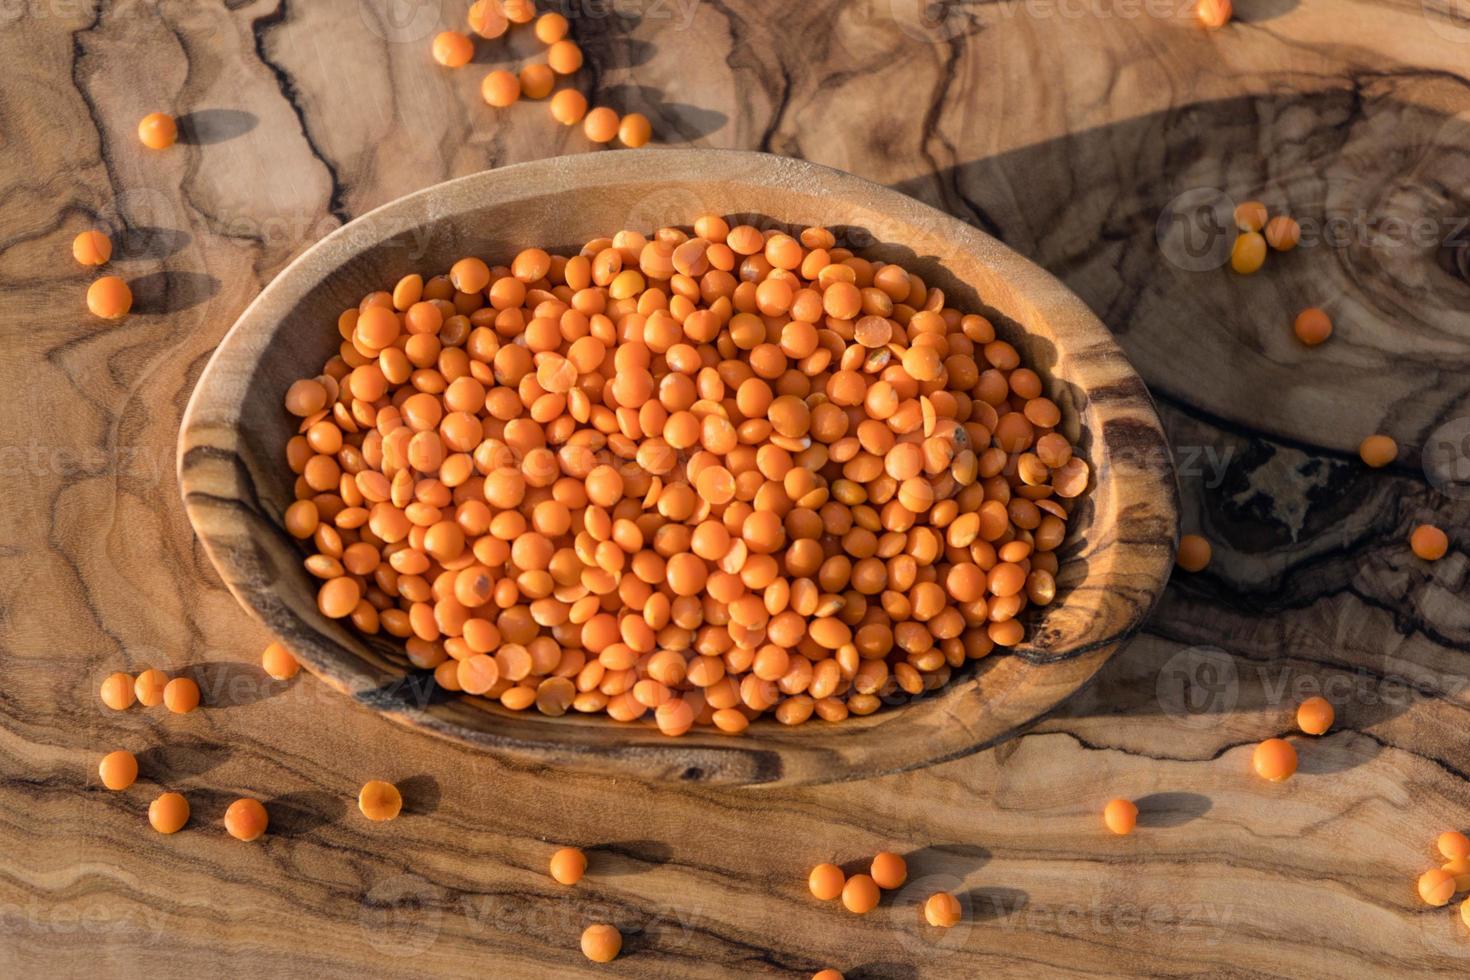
[281,215,1091,735]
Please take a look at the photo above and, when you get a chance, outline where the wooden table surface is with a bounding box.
[5,1,1470,976]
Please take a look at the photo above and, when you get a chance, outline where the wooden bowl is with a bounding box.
[179,150,1178,787]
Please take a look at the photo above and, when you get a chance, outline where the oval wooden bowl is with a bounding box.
[178,149,1178,787]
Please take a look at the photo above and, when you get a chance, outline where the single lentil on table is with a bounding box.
[281,216,1091,737]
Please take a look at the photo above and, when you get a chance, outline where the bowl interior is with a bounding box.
[179,150,1178,786]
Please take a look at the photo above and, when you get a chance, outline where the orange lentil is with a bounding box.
[550,846,588,884]
[1234,201,1267,232]
[550,89,588,125]
[520,63,556,100]
[1296,696,1333,735]
[1230,232,1265,274]
[1197,0,1232,28]
[1293,308,1332,346]
[262,641,300,680]
[1411,525,1449,561]
[468,0,509,37]
[358,780,403,821]
[809,863,845,901]
[1420,868,1456,907]
[280,219,1088,736]
[224,798,269,841]
[87,275,132,319]
[813,972,844,980]
[871,851,907,890]
[1440,832,1470,862]
[1103,798,1138,835]
[503,0,536,24]
[482,70,521,108]
[1358,434,1397,468]
[548,39,583,75]
[149,792,190,834]
[72,230,112,266]
[137,112,177,149]
[432,31,474,68]
[618,113,653,149]
[1265,215,1300,251]
[581,923,622,963]
[924,892,962,928]
[100,672,136,710]
[99,750,138,790]
[1252,738,1297,782]
[842,874,881,914]
[534,12,568,43]
[583,107,619,144]
[163,677,201,714]
[134,668,169,707]
[1176,534,1211,572]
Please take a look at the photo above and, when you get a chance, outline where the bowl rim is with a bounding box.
[179,148,1179,786]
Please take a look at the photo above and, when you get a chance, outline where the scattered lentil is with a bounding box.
[149,792,190,834]
[1296,696,1333,735]
[99,750,138,790]
[262,642,300,680]
[137,112,177,149]
[73,230,112,266]
[101,672,136,710]
[1252,738,1297,782]
[87,276,132,319]
[809,863,845,901]
[225,798,269,841]
[581,923,622,963]
[1358,435,1397,468]
[1177,534,1211,573]
[163,677,201,714]
[1420,868,1456,907]
[1103,798,1138,835]
[1293,308,1332,346]
[924,892,962,928]
[1411,525,1449,561]
[550,847,588,884]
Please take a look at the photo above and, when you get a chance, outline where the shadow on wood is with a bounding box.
[177,109,259,145]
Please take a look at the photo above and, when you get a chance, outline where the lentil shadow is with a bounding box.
[395,773,441,815]
[1134,791,1212,828]
[849,963,919,980]
[129,270,220,315]
[963,885,1029,923]
[136,739,234,782]
[587,838,672,877]
[901,842,990,879]
[1233,0,1301,22]
[182,660,275,708]
[266,789,348,837]
[1295,731,1382,775]
[112,225,190,262]
[596,83,729,143]
[176,109,258,145]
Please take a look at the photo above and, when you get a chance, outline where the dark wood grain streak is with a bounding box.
[3,1,1470,978]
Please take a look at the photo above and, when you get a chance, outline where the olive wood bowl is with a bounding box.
[178,149,1178,787]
